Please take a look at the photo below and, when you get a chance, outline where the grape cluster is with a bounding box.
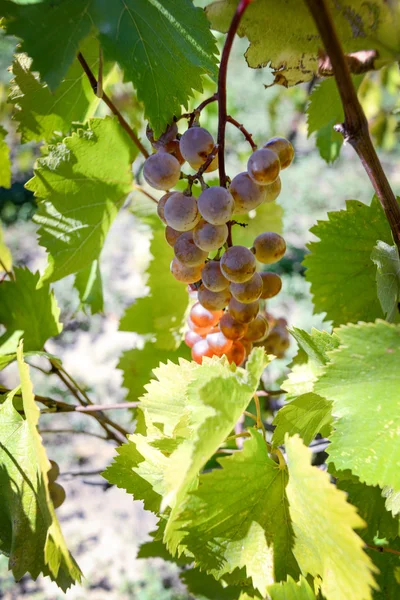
[143,121,294,365]
[48,460,66,509]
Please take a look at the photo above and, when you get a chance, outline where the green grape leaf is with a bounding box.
[370,241,400,322]
[74,259,104,314]
[206,0,398,87]
[285,435,377,600]
[0,268,62,351]
[181,568,242,600]
[366,540,400,600]
[26,117,136,285]
[272,392,332,447]
[0,344,81,590]
[315,121,343,164]
[0,0,92,91]
[178,431,299,594]
[0,223,12,272]
[119,226,189,350]
[382,487,400,517]
[268,576,316,600]
[315,320,400,492]
[232,200,283,248]
[0,125,11,189]
[289,327,340,366]
[304,198,393,326]
[10,38,113,143]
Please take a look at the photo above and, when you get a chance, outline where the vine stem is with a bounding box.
[305,0,400,250]
[227,115,257,150]
[366,543,400,557]
[77,52,149,159]
[217,0,254,188]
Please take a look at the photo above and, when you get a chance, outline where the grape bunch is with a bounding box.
[142,120,294,365]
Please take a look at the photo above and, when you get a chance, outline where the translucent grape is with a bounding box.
[226,340,246,366]
[197,186,234,226]
[143,151,181,190]
[174,231,208,266]
[230,272,263,303]
[192,339,215,364]
[264,137,294,169]
[220,245,256,283]
[164,192,200,232]
[219,312,248,340]
[179,126,214,168]
[198,285,231,311]
[187,315,212,336]
[49,482,66,509]
[230,172,266,214]
[241,339,253,358]
[190,153,219,173]
[157,192,172,224]
[170,257,204,283]
[247,148,280,185]
[48,460,60,483]
[193,219,228,252]
[185,330,203,348]
[244,315,269,342]
[190,302,222,328]
[206,331,233,356]
[201,260,229,292]
[264,177,281,203]
[252,232,286,264]
[228,297,259,323]
[260,272,282,298]
[165,226,182,247]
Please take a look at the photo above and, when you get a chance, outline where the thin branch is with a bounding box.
[60,468,105,479]
[366,543,400,557]
[217,0,254,188]
[226,115,257,150]
[305,0,400,250]
[187,144,219,190]
[76,401,138,413]
[256,389,285,397]
[39,428,109,441]
[187,93,218,127]
[0,258,15,280]
[132,184,159,204]
[77,52,149,158]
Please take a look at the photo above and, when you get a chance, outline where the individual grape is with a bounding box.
[185,330,203,348]
[226,340,246,366]
[230,272,263,303]
[197,187,234,226]
[264,177,282,203]
[252,232,286,264]
[174,231,208,266]
[192,338,215,364]
[264,137,294,169]
[157,192,173,224]
[220,245,256,283]
[143,151,181,190]
[228,297,259,323]
[230,172,266,214]
[179,126,214,168]
[198,285,231,311]
[164,139,185,164]
[187,316,212,336]
[165,226,182,247]
[219,312,248,340]
[190,302,222,328]
[48,460,60,483]
[244,315,269,342]
[187,285,198,300]
[164,192,200,231]
[241,339,253,358]
[262,326,290,358]
[247,148,280,185]
[193,220,228,252]
[191,153,219,174]
[206,331,233,356]
[260,272,282,298]
[49,482,66,509]
[170,257,204,283]
[201,260,229,292]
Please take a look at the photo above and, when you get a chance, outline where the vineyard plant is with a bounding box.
[1,0,400,598]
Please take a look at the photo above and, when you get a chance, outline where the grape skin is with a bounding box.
[49,482,66,509]
[198,285,231,311]
[201,260,230,292]
[48,460,60,483]
[244,314,269,342]
[164,192,200,232]
[185,330,203,348]
[228,297,259,323]
[264,177,282,203]
[170,257,204,283]
[260,272,282,298]
[190,302,222,328]
[230,172,266,214]
[180,127,214,168]
[193,219,228,252]
[206,331,233,356]
[220,245,256,283]
[157,192,173,224]
[226,340,246,366]
[264,137,294,169]
[143,151,181,190]
[230,272,263,303]
[174,232,208,266]
[219,311,248,340]
[187,315,212,336]
[165,226,182,247]
[253,232,286,264]
[247,148,280,185]
[197,186,234,226]
[192,338,214,364]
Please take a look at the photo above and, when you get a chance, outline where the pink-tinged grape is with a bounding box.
[179,126,214,168]
[230,172,266,214]
[264,177,282,203]
[244,315,269,342]
[48,460,60,483]
[185,330,203,348]
[157,192,173,224]
[190,302,222,328]
[192,339,215,364]
[241,339,253,358]
[193,219,228,252]
[198,285,231,311]
[170,257,204,284]
[226,340,246,366]
[165,226,182,247]
[164,192,200,232]
[228,297,259,324]
[247,148,280,185]
[174,231,208,266]
[201,260,229,292]
[230,272,263,303]
[252,232,286,264]
[187,316,212,336]
[220,245,256,283]
[197,186,234,226]
[143,151,181,190]
[206,331,233,356]
[260,272,283,298]
[264,137,294,169]
[219,312,248,340]
[49,482,66,509]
